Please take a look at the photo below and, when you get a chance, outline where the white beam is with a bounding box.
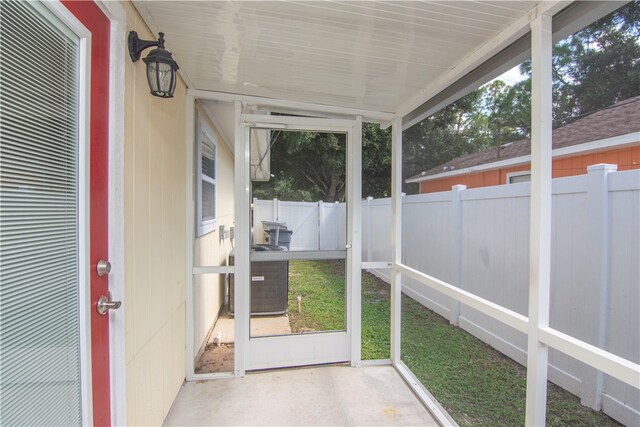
[539,327,640,389]
[525,13,553,427]
[192,266,235,275]
[395,263,528,334]
[233,100,249,377]
[390,116,403,364]
[361,262,392,270]
[240,113,355,131]
[185,95,196,381]
[189,89,394,123]
[348,116,363,366]
[395,361,460,426]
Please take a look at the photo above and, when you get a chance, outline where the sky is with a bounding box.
[492,64,527,86]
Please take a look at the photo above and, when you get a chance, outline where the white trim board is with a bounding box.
[92,1,128,425]
[406,132,639,184]
[189,89,394,123]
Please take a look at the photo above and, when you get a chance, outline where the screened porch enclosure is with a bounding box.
[127,1,640,426]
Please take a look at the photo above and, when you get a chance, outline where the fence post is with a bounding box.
[273,198,278,221]
[335,201,340,248]
[449,185,466,326]
[366,197,373,262]
[318,200,323,250]
[581,163,617,410]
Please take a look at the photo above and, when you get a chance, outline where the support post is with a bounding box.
[525,13,553,426]
[449,185,466,326]
[185,95,196,380]
[366,196,373,262]
[233,101,249,377]
[348,116,363,366]
[390,116,403,364]
[581,163,617,409]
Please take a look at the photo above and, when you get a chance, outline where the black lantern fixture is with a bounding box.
[128,31,179,98]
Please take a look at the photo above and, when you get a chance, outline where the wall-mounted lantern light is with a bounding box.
[128,31,179,98]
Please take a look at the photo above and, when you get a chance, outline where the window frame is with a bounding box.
[506,170,531,184]
[196,116,217,236]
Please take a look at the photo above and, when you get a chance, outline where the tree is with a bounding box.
[483,79,532,142]
[362,123,391,198]
[402,89,493,193]
[552,0,640,127]
[252,131,346,202]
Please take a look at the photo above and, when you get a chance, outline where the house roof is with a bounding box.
[406,95,640,183]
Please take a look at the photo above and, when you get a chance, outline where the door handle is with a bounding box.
[97,293,121,315]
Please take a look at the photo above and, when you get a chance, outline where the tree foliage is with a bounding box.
[252,130,346,202]
[552,0,640,127]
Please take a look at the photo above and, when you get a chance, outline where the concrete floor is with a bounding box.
[163,365,439,426]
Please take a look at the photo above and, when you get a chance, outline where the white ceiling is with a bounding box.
[134,1,540,114]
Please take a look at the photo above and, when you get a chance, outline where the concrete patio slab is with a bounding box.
[163,365,439,426]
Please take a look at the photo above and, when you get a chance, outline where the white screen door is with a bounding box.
[235,115,362,371]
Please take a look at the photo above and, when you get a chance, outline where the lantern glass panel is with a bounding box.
[146,61,175,97]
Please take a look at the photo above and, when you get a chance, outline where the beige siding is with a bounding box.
[123,2,186,425]
[193,105,235,357]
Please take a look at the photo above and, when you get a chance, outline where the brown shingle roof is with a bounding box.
[407,96,640,182]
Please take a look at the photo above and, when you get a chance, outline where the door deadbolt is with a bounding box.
[97,293,121,315]
[96,259,111,276]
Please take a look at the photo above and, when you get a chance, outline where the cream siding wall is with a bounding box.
[193,104,235,357]
[123,2,186,425]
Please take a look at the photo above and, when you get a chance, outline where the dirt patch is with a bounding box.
[195,343,234,374]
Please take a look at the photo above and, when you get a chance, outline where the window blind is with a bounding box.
[0,2,83,425]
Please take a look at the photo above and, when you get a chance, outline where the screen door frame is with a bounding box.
[235,113,362,372]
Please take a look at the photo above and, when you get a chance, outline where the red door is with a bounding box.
[61,2,112,425]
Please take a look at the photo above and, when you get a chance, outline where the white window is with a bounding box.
[506,171,531,184]
[197,118,217,236]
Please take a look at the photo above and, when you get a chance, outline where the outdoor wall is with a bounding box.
[123,2,186,425]
[193,105,234,357]
[419,145,640,193]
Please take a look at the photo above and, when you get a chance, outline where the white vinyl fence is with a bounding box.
[253,198,347,250]
[253,165,639,425]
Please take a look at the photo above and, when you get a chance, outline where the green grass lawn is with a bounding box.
[287,260,620,427]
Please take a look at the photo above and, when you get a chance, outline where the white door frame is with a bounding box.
[44,1,128,423]
[235,112,362,372]
[93,1,127,425]
[33,1,94,423]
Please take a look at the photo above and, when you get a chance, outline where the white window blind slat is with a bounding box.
[0,1,83,425]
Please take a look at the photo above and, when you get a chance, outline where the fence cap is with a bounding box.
[587,163,618,172]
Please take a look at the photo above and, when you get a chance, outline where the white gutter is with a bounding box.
[406,132,639,184]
